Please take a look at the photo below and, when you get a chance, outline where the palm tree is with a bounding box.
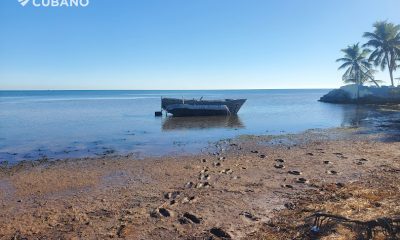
[343,69,383,86]
[336,43,378,100]
[363,21,400,87]
[336,43,378,86]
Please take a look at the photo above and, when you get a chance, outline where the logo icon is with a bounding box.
[18,0,30,6]
[17,0,90,7]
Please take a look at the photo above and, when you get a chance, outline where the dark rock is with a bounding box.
[320,86,400,104]
[319,89,352,103]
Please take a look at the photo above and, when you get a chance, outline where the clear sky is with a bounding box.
[1,0,399,90]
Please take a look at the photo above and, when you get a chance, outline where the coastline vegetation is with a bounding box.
[337,21,400,88]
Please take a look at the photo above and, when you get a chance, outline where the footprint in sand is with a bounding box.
[284,202,296,210]
[296,178,308,184]
[251,150,259,154]
[334,152,348,159]
[275,159,285,163]
[199,173,210,180]
[196,182,211,188]
[178,212,201,224]
[282,184,294,189]
[240,211,260,221]
[355,158,368,165]
[220,169,233,174]
[164,191,180,200]
[323,160,332,164]
[274,164,285,169]
[288,170,302,175]
[210,227,232,239]
[185,181,194,188]
[158,208,171,217]
[150,208,172,218]
[183,212,201,223]
[326,170,338,175]
[181,196,196,204]
[213,161,222,167]
[336,182,345,188]
[259,154,266,158]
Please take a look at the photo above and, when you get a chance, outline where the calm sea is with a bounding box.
[1,90,399,163]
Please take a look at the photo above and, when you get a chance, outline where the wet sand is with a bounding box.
[0,128,399,239]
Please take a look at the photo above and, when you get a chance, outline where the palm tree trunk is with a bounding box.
[386,54,394,86]
[371,80,380,87]
[366,72,380,87]
[356,70,360,102]
[389,67,394,87]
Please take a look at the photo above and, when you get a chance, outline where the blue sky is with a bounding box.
[1,0,399,90]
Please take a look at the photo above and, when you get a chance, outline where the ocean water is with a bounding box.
[1,90,399,163]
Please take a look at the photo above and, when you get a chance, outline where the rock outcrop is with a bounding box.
[319,84,400,104]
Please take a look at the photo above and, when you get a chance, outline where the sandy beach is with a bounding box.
[0,128,399,239]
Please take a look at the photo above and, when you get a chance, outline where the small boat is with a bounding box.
[162,97,246,117]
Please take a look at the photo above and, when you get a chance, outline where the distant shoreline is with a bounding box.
[0,88,335,92]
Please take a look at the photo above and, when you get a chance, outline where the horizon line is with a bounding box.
[0,87,335,91]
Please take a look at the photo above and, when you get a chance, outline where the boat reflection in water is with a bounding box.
[162,115,245,131]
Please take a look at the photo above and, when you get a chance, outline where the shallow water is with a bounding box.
[1,90,399,163]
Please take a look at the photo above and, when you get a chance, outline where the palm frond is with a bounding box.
[363,21,400,86]
[336,57,353,63]
[338,61,353,70]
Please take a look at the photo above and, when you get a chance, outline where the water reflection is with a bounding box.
[340,104,400,136]
[162,115,245,131]
[340,105,373,127]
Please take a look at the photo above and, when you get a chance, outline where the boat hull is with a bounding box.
[166,104,230,117]
[162,98,246,115]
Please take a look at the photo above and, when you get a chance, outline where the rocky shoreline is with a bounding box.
[320,85,400,104]
[0,128,399,239]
